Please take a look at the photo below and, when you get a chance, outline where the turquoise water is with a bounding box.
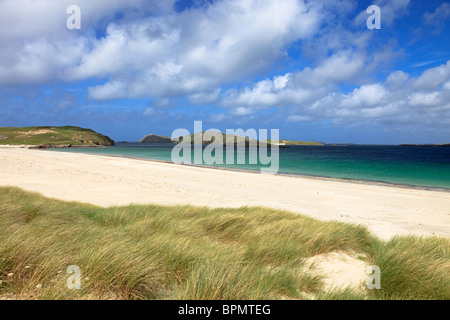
[51,143,450,189]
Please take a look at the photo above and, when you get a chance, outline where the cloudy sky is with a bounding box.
[0,0,449,144]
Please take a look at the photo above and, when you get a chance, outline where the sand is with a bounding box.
[1,147,449,240]
[302,251,370,293]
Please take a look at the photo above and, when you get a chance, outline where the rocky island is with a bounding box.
[138,134,173,143]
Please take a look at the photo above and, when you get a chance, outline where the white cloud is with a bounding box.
[188,89,221,105]
[142,107,155,116]
[273,74,290,90]
[409,92,441,107]
[353,0,410,28]
[230,107,253,116]
[222,50,365,111]
[385,70,409,88]
[0,0,448,137]
[377,0,411,26]
[220,59,450,132]
[411,60,450,91]
[76,0,321,99]
[87,81,127,100]
[287,115,311,122]
[341,84,386,108]
[424,2,450,26]
[303,50,365,86]
[0,0,167,84]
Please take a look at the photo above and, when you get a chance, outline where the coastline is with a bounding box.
[1,147,449,240]
[51,150,450,193]
[0,144,110,149]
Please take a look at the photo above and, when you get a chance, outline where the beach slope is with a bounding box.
[0,148,449,240]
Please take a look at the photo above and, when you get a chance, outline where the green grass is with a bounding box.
[0,187,448,300]
[367,236,450,299]
[178,131,270,147]
[0,126,114,146]
[139,134,173,143]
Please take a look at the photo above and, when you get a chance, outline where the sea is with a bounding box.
[51,143,450,190]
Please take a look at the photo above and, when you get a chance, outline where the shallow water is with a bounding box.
[52,143,450,189]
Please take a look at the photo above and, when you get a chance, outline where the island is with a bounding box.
[140,132,281,147]
[137,132,319,147]
[139,134,173,143]
[0,126,114,148]
[177,132,262,146]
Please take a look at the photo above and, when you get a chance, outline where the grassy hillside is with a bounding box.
[137,132,323,147]
[0,187,448,300]
[0,126,114,147]
[138,134,173,143]
[176,132,271,147]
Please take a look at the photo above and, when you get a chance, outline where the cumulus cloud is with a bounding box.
[0,0,321,97]
[341,84,386,108]
[222,49,366,109]
[0,0,167,84]
[1,0,449,140]
[221,58,450,131]
[83,0,321,99]
[411,60,450,91]
[296,50,365,86]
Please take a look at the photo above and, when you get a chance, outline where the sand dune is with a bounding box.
[0,147,449,240]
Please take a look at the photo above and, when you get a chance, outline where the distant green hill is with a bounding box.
[264,139,324,146]
[138,134,173,143]
[176,131,271,147]
[137,132,324,147]
[0,126,114,147]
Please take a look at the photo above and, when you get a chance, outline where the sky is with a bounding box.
[0,0,449,144]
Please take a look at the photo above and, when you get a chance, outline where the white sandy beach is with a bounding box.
[1,147,449,240]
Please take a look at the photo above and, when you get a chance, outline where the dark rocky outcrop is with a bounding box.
[138,134,173,143]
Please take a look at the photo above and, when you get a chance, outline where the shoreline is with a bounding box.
[1,147,449,240]
[47,148,450,193]
[0,144,110,149]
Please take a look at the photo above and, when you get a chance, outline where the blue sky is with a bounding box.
[0,0,449,144]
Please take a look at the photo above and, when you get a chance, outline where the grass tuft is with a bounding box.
[0,187,448,300]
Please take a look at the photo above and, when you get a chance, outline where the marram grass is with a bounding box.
[0,187,448,300]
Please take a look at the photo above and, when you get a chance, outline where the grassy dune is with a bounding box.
[0,187,448,300]
[0,126,114,147]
